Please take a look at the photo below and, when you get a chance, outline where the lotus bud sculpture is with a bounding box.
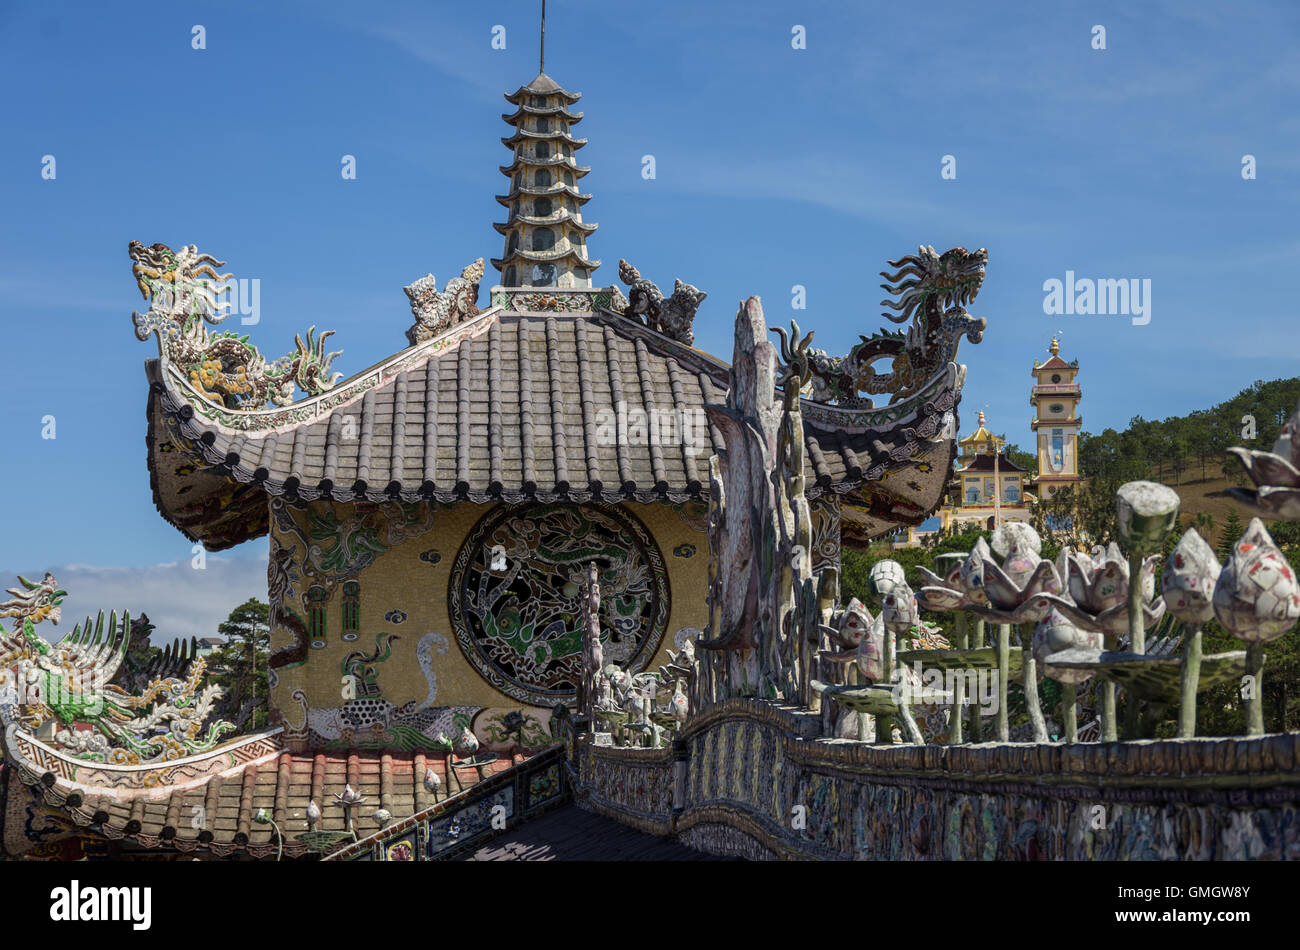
[1116,481,1182,555]
[868,560,908,599]
[831,598,872,650]
[1212,518,1300,735]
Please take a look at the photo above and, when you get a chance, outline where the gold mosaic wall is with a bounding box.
[266,497,709,753]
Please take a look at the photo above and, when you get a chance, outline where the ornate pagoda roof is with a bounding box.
[959,410,1004,450]
[957,451,1029,474]
[144,297,960,550]
[505,71,581,103]
[1,724,525,859]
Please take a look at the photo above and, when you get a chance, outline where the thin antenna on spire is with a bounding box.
[540,0,546,73]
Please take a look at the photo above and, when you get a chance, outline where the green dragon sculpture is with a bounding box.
[129,240,343,409]
[0,573,235,764]
[807,245,987,406]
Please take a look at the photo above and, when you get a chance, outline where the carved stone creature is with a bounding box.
[616,259,706,345]
[404,259,486,345]
[806,245,987,406]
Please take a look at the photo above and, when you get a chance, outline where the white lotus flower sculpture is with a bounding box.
[915,535,1062,623]
[1039,542,1165,638]
[1227,400,1300,521]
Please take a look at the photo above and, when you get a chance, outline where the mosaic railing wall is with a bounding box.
[574,699,1300,860]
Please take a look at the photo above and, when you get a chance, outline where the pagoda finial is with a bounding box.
[977,410,986,428]
[493,25,601,288]
[1049,335,1060,355]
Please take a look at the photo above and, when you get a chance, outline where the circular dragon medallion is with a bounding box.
[448,503,670,706]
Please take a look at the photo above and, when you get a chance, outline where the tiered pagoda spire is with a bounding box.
[492,69,600,288]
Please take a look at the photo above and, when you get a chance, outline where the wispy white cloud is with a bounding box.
[4,555,268,647]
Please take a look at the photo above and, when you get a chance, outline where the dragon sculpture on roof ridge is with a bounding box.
[129,240,343,409]
[807,245,987,407]
[0,572,235,764]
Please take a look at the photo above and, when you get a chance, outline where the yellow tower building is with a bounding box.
[1030,336,1082,499]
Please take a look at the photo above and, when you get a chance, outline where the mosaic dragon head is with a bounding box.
[0,573,66,629]
[879,245,987,326]
[805,245,988,407]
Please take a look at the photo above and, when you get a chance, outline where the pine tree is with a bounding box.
[212,598,270,731]
[1218,509,1244,563]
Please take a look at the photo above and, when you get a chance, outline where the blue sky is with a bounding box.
[2,0,1297,638]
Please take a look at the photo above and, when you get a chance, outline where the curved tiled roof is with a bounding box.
[502,104,584,123]
[499,156,591,177]
[505,72,581,103]
[491,247,601,269]
[495,185,593,206]
[501,128,588,148]
[493,212,598,234]
[2,724,526,859]
[143,307,962,550]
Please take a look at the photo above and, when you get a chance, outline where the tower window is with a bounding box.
[535,141,550,159]
[536,116,550,133]
[535,168,551,187]
[532,263,556,286]
[530,95,545,107]
[507,232,519,254]
[1050,373,1062,383]
[504,265,518,286]
[1052,429,1064,467]
[532,228,555,251]
[564,171,574,187]
[533,197,553,217]
[1049,403,1064,413]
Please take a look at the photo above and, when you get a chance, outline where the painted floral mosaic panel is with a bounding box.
[449,503,670,706]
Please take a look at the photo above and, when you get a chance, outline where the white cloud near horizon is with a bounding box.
[3,555,268,647]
